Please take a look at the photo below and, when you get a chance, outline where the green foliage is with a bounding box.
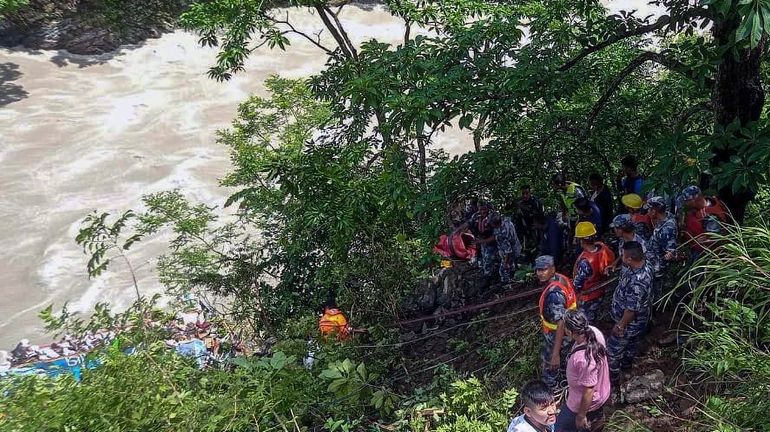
[676,220,770,430]
[0,0,28,15]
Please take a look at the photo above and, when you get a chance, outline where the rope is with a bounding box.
[396,287,542,326]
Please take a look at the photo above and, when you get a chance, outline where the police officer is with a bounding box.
[607,241,652,384]
[572,222,615,323]
[606,214,647,274]
[535,255,577,392]
[468,201,499,282]
[489,211,522,284]
[645,196,678,304]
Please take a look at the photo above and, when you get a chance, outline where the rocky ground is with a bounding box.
[0,0,188,54]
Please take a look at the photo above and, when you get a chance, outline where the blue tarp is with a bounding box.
[176,339,207,367]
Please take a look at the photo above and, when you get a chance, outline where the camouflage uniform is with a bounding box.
[646,214,677,303]
[470,212,499,278]
[494,217,522,283]
[607,263,652,379]
[618,234,647,276]
[541,287,574,391]
[572,258,601,323]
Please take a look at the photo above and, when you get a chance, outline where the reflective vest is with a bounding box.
[683,197,728,252]
[319,308,350,340]
[561,182,585,218]
[539,273,577,333]
[572,242,616,302]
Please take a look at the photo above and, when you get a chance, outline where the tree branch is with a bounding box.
[323,5,358,59]
[315,5,354,58]
[586,51,713,131]
[559,8,708,71]
[270,12,335,55]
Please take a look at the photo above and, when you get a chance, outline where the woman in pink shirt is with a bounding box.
[555,309,611,431]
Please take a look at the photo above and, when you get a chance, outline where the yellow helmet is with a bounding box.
[574,221,597,239]
[621,193,643,209]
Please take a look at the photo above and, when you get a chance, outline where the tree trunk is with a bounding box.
[710,18,764,223]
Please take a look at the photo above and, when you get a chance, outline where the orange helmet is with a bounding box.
[319,308,350,340]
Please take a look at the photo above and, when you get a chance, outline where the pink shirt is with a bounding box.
[565,326,611,412]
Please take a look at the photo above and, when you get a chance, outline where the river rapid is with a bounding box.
[0,5,478,348]
[0,1,658,348]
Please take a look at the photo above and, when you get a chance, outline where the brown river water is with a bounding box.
[0,1,657,348]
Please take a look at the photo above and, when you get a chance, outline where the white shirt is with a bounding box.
[507,415,554,432]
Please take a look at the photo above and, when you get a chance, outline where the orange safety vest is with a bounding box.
[572,242,616,302]
[538,273,578,333]
[319,308,350,340]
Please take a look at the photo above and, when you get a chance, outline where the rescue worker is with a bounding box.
[572,222,616,323]
[533,213,564,267]
[645,196,678,304]
[535,255,577,392]
[618,155,645,196]
[606,215,647,274]
[607,241,652,384]
[680,185,729,262]
[574,197,603,238]
[468,201,499,282]
[319,306,351,341]
[621,193,652,240]
[551,174,587,225]
[516,185,544,252]
[589,173,614,235]
[489,211,522,284]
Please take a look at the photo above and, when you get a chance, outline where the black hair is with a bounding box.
[621,155,639,170]
[564,309,607,366]
[588,173,604,183]
[623,241,645,261]
[520,184,532,191]
[520,380,554,409]
[574,197,591,212]
[551,174,565,185]
[619,223,636,233]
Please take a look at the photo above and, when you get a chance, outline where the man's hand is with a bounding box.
[576,413,589,430]
[664,251,674,261]
[548,354,560,370]
[612,324,625,337]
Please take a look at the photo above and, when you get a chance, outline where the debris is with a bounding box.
[622,369,665,403]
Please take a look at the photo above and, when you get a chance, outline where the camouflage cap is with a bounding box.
[646,196,667,210]
[534,255,555,270]
[681,185,701,201]
[610,214,634,229]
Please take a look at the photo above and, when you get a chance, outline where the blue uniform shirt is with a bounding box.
[611,263,653,323]
[646,214,678,274]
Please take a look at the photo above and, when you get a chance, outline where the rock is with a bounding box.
[623,369,666,403]
[0,0,187,54]
[416,280,436,312]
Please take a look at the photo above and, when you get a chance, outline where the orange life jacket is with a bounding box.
[572,242,616,302]
[319,308,350,340]
[539,273,578,333]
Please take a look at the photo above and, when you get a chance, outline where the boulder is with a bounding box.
[623,369,666,403]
